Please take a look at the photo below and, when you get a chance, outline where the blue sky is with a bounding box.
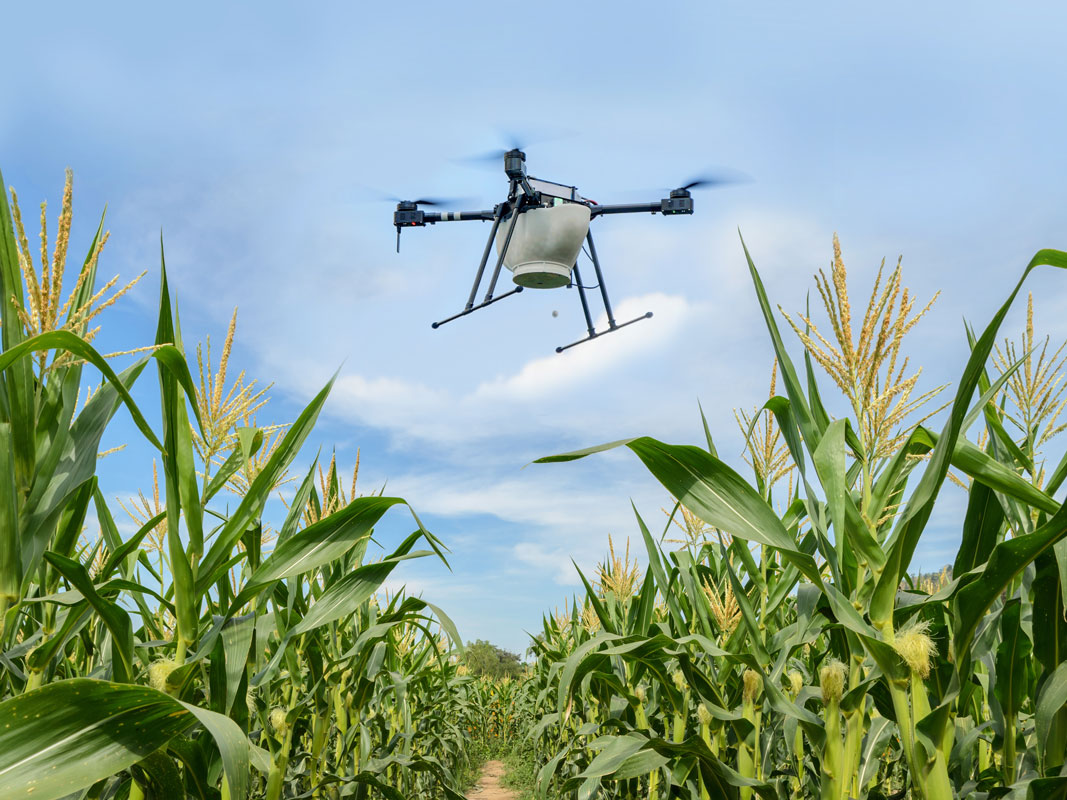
[3,2,1067,654]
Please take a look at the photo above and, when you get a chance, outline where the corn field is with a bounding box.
[2,169,1067,800]
[515,238,1067,799]
[0,170,492,799]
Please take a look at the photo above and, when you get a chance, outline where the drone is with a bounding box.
[393,148,732,353]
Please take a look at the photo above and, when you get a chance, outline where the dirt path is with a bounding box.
[465,759,518,799]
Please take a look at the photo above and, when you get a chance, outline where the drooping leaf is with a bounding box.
[873,248,1067,626]
[43,553,134,683]
[537,437,821,584]
[0,679,194,800]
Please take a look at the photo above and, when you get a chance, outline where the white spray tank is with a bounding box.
[495,202,592,289]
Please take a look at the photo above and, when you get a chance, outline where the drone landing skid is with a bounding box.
[555,311,654,354]
[431,285,524,329]
[551,231,652,353]
[431,184,529,331]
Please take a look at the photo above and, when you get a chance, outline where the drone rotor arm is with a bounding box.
[589,196,694,218]
[422,209,498,223]
[589,201,663,217]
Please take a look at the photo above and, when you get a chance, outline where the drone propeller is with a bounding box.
[458,149,519,166]
[457,139,532,166]
[399,197,460,207]
[357,186,477,209]
[598,169,750,204]
[385,194,479,208]
[674,169,750,192]
[457,130,573,166]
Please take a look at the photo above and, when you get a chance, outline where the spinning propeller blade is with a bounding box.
[355,186,478,209]
[405,197,455,207]
[675,169,750,191]
[456,130,573,166]
[383,194,477,209]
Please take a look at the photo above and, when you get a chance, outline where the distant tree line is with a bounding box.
[463,640,523,679]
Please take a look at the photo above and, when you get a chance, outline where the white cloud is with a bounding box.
[513,542,580,586]
[473,293,692,403]
[312,291,700,451]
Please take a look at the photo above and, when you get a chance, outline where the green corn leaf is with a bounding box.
[0,423,20,607]
[21,360,146,579]
[51,480,95,564]
[573,561,615,634]
[872,248,1067,627]
[931,428,1059,514]
[202,445,249,506]
[0,332,198,453]
[813,419,885,572]
[43,553,134,683]
[954,477,1005,576]
[287,551,430,638]
[198,373,336,589]
[758,395,807,476]
[650,735,778,799]
[0,679,195,800]
[154,251,198,650]
[180,699,249,800]
[1046,447,1067,496]
[424,601,464,655]
[577,733,648,778]
[1036,661,1067,774]
[537,437,821,584]
[246,496,405,588]
[0,167,37,498]
[803,295,832,438]
[221,613,256,715]
[697,400,719,456]
[252,531,435,685]
[277,453,318,546]
[130,749,183,799]
[954,499,1067,655]
[24,603,92,672]
[64,211,107,330]
[609,747,670,781]
[739,234,820,450]
[556,631,617,713]
[1033,548,1067,678]
[1006,777,1067,800]
[994,598,1032,722]
[719,556,770,665]
[96,510,166,582]
[858,716,895,788]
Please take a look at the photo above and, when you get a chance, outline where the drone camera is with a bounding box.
[661,188,694,216]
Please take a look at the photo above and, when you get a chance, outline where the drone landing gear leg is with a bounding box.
[572,263,597,339]
[555,231,653,353]
[481,197,523,303]
[432,202,524,329]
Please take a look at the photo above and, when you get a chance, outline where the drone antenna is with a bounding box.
[396,227,401,253]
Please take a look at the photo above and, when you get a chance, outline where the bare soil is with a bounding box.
[465,759,518,799]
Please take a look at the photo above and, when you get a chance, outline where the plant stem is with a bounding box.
[821,693,843,800]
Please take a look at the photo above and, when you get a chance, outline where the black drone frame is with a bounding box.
[394,149,694,353]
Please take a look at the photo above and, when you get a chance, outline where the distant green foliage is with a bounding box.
[464,639,523,679]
